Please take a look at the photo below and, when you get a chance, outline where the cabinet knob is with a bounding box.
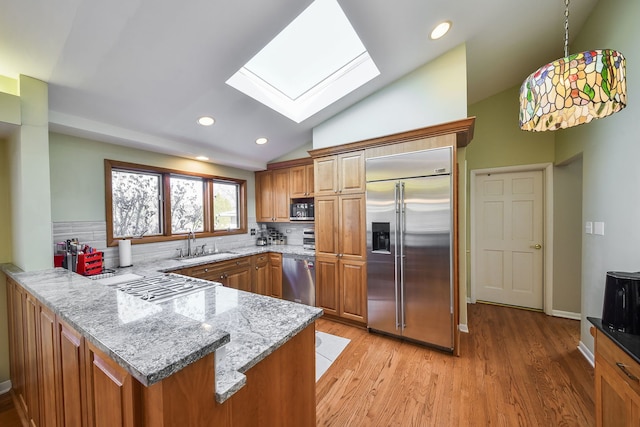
[204,268,209,272]
[255,266,259,270]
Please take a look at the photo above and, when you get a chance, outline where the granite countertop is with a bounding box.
[588,317,640,365]
[1,245,322,403]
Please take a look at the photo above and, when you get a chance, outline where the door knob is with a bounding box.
[531,244,542,249]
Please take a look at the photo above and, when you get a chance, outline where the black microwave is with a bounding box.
[290,201,314,221]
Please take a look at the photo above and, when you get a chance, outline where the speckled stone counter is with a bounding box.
[1,245,322,403]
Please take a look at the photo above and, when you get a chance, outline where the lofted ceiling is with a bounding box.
[0,0,598,170]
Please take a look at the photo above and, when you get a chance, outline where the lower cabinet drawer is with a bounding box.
[597,332,640,396]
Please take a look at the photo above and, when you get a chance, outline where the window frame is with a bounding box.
[105,159,247,247]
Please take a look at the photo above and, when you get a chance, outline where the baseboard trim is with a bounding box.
[552,310,581,320]
[458,324,469,333]
[578,341,595,367]
[0,380,11,395]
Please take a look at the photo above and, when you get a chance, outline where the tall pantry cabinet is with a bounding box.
[313,150,367,324]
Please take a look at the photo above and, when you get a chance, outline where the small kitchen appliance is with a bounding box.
[303,227,315,250]
[602,271,640,335]
[290,200,314,221]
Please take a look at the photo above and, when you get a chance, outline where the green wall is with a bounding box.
[49,133,257,222]
[467,86,555,171]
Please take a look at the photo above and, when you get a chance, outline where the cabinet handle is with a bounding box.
[616,362,640,382]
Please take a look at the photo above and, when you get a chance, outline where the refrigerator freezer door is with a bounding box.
[401,175,453,349]
[366,180,399,334]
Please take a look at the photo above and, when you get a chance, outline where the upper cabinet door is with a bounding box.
[337,152,365,194]
[314,156,338,196]
[314,151,364,196]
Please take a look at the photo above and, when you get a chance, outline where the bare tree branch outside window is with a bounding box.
[171,176,204,233]
[112,170,162,238]
[214,181,239,230]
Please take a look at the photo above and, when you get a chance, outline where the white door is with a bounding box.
[474,170,544,309]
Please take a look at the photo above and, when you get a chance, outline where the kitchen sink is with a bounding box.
[102,273,220,303]
[177,251,238,263]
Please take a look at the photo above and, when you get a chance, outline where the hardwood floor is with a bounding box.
[0,392,22,427]
[316,303,595,427]
[0,303,594,426]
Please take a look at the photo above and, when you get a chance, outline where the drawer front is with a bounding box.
[188,256,251,276]
[597,330,640,396]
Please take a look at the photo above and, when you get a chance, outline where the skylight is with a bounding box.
[226,0,379,123]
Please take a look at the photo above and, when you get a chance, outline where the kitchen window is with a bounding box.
[105,160,247,246]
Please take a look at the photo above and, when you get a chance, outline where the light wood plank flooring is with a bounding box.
[316,303,594,426]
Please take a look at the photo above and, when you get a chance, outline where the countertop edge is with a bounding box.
[588,317,640,365]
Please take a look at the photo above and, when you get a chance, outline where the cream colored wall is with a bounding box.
[555,0,640,353]
[10,76,53,272]
[49,132,256,222]
[312,44,468,149]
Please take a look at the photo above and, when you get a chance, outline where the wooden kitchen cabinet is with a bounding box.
[6,278,28,417]
[315,193,367,324]
[38,302,59,427]
[315,256,367,323]
[58,319,87,427]
[268,252,282,298]
[594,328,640,427]
[289,164,314,198]
[85,341,139,427]
[314,151,365,196]
[255,169,290,222]
[24,292,41,426]
[253,253,269,295]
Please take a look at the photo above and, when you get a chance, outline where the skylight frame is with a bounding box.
[226,0,380,123]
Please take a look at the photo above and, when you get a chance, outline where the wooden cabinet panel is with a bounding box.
[24,293,41,427]
[339,194,366,260]
[254,254,269,295]
[315,196,339,256]
[594,329,640,427]
[315,256,339,316]
[7,278,27,416]
[58,320,86,427]
[314,152,364,196]
[255,171,275,222]
[290,164,314,197]
[338,151,365,194]
[269,253,283,299]
[38,303,59,427]
[314,156,338,196]
[255,169,289,222]
[339,260,367,323]
[86,342,139,427]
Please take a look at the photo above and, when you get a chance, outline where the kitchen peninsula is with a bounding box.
[2,249,322,426]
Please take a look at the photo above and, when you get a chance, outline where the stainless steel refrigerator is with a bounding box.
[366,147,453,351]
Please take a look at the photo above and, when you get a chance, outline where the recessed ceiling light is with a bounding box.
[256,137,268,145]
[196,156,209,161]
[197,116,215,126]
[430,21,452,40]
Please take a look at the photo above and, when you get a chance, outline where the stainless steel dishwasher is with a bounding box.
[282,253,315,306]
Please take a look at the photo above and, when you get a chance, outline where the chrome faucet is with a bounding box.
[187,229,197,257]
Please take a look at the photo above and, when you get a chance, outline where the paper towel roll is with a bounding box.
[118,239,132,267]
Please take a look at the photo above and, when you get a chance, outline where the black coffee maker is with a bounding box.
[602,271,640,335]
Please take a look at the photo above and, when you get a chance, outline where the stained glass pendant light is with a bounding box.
[519,0,626,131]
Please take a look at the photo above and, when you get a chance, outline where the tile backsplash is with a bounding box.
[53,219,260,269]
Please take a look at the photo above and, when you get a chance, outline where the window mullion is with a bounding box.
[163,173,172,236]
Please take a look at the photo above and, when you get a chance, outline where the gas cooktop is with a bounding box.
[105,273,220,303]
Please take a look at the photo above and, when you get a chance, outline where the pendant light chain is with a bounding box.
[564,0,570,57]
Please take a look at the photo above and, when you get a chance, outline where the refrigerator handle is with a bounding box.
[399,181,406,329]
[394,182,400,330]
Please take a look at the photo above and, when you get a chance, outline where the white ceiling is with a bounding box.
[0,0,598,171]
